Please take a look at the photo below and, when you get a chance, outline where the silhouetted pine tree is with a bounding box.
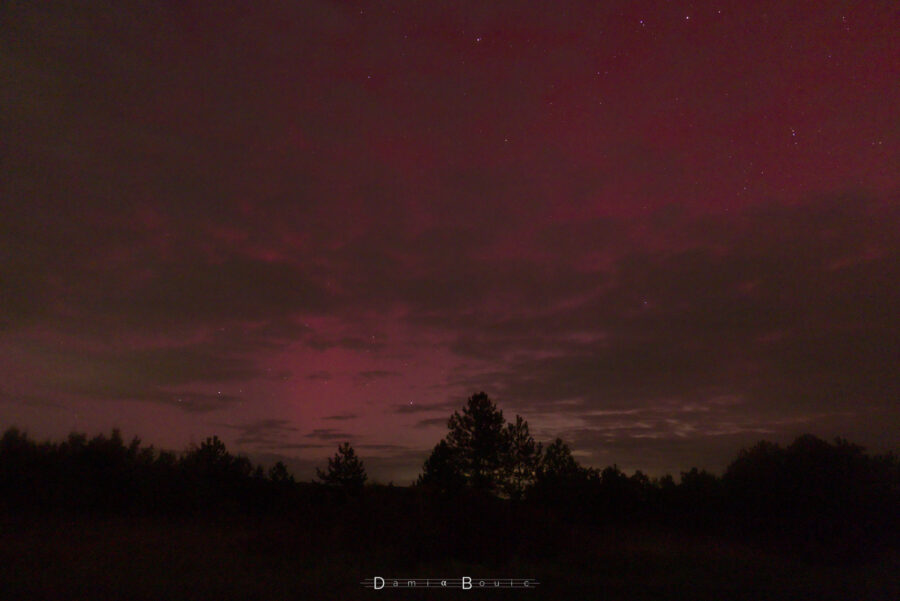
[317,442,366,490]
[502,415,542,499]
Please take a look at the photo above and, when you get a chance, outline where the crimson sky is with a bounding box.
[2,1,897,482]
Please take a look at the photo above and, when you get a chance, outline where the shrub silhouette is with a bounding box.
[268,460,295,484]
[537,437,582,480]
[528,437,592,508]
[722,433,899,549]
[417,439,466,493]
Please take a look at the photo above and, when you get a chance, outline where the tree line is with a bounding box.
[1,392,897,553]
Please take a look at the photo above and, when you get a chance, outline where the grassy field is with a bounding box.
[2,513,897,600]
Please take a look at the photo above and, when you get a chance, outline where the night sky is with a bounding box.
[2,1,897,483]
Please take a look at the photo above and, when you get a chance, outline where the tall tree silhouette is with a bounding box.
[317,442,367,490]
[420,393,549,497]
[430,392,508,494]
[501,415,542,499]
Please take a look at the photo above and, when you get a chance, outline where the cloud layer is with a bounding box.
[1,2,897,477]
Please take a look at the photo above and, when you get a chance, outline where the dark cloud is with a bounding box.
[0,389,66,411]
[304,429,355,441]
[26,343,259,414]
[446,195,898,413]
[159,392,244,414]
[356,444,409,451]
[415,417,450,428]
[265,443,330,451]
[322,413,358,421]
[221,418,299,447]
[412,194,900,476]
[90,257,332,330]
[357,370,399,380]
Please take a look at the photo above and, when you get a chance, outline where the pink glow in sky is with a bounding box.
[2,1,897,481]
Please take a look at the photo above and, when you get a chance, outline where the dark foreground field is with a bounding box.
[2,512,898,601]
[2,427,897,599]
